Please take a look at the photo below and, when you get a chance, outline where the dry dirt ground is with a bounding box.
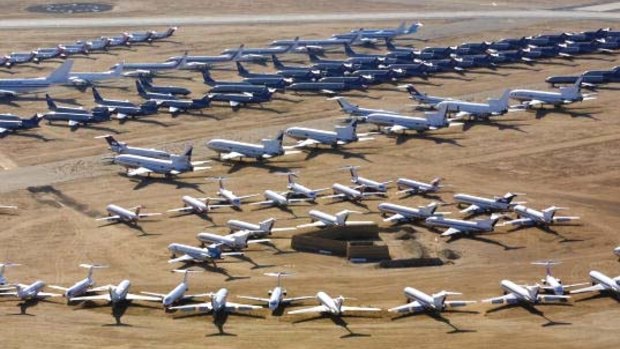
[0,4,619,349]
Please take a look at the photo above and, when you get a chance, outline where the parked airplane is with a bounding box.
[615,246,620,257]
[531,261,587,295]
[404,84,451,107]
[285,120,373,149]
[169,45,245,66]
[287,81,349,95]
[97,135,171,159]
[113,146,211,177]
[69,279,161,304]
[322,183,386,203]
[226,217,296,237]
[197,230,270,251]
[150,27,178,41]
[167,196,230,216]
[96,204,161,225]
[206,177,259,209]
[224,38,299,56]
[202,71,278,93]
[0,281,62,300]
[378,202,447,223]
[41,109,111,128]
[483,279,570,307]
[206,131,295,161]
[5,51,38,66]
[0,115,42,135]
[139,77,191,96]
[332,22,423,44]
[207,92,271,109]
[156,96,211,115]
[287,291,381,315]
[296,209,373,228]
[333,97,399,119]
[167,243,241,266]
[500,205,580,228]
[570,270,620,297]
[425,214,502,237]
[0,60,73,98]
[250,190,312,208]
[344,165,391,192]
[45,94,88,114]
[396,177,443,196]
[280,172,329,201]
[238,272,313,312]
[136,80,177,101]
[436,89,511,119]
[388,286,475,314]
[118,53,188,76]
[67,63,124,89]
[0,263,20,285]
[509,77,595,108]
[49,264,109,300]
[270,32,362,48]
[365,104,453,134]
[454,192,524,216]
[140,270,210,309]
[92,87,136,109]
[168,288,262,316]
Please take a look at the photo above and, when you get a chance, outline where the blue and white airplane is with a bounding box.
[98,135,172,159]
[238,272,314,313]
[207,131,296,161]
[333,97,398,119]
[425,214,502,237]
[0,60,73,98]
[113,146,211,177]
[0,115,42,136]
[297,209,372,228]
[500,205,580,228]
[67,63,124,89]
[0,280,62,300]
[509,76,595,108]
[280,172,329,201]
[365,104,453,134]
[378,202,447,224]
[207,177,259,209]
[96,204,161,225]
[345,165,391,192]
[49,264,109,300]
[285,120,373,149]
[454,192,525,216]
[531,261,587,295]
[167,243,241,267]
[396,177,444,196]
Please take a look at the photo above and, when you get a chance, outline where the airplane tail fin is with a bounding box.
[308,52,321,63]
[420,202,439,216]
[427,104,449,128]
[408,22,423,34]
[405,84,422,97]
[335,97,358,114]
[135,79,147,96]
[385,39,397,51]
[92,87,103,102]
[542,206,565,222]
[46,59,74,84]
[396,21,407,34]
[236,61,250,77]
[259,218,276,234]
[499,192,518,204]
[430,177,442,188]
[287,37,300,53]
[23,114,42,128]
[489,88,511,111]
[335,121,357,142]
[231,44,244,61]
[481,213,502,229]
[335,210,352,225]
[262,131,285,155]
[45,94,57,111]
[176,51,188,68]
[113,62,124,77]
[201,70,217,86]
[344,44,357,57]
[272,54,285,70]
[172,145,193,167]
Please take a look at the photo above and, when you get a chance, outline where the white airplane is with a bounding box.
[207,131,299,161]
[500,205,580,228]
[570,270,620,297]
[113,146,211,177]
[168,288,262,316]
[97,135,171,160]
[483,279,570,307]
[614,246,620,257]
[403,84,450,107]
[509,76,595,109]
[207,177,259,209]
[0,205,18,211]
[238,272,314,312]
[49,264,109,300]
[167,196,230,216]
[388,286,476,314]
[69,279,161,304]
[197,230,270,251]
[0,262,21,285]
[280,172,329,201]
[435,89,511,120]
[425,214,502,237]
[531,261,587,295]
[297,209,374,228]
[117,53,188,77]
[285,119,374,149]
[140,270,209,309]
[333,96,399,119]
[67,63,124,88]
[96,204,161,225]
[0,281,62,300]
[454,192,525,216]
[250,190,312,208]
[365,104,455,134]
[287,291,381,315]
[167,243,241,267]
[0,60,73,98]
[322,183,386,203]
[344,165,391,192]
[378,202,448,223]
[226,217,296,237]
[396,177,443,196]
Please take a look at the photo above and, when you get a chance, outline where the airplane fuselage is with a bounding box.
[207,139,278,159]
[106,204,138,222]
[454,194,511,212]
[182,195,208,213]
[163,283,188,308]
[366,113,430,131]
[425,216,489,233]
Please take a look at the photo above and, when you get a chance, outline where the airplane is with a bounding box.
[150,27,178,40]
[136,80,177,101]
[280,172,329,201]
[570,270,620,298]
[156,96,211,115]
[113,145,212,177]
[140,269,211,309]
[58,43,89,56]
[41,109,111,128]
[0,115,42,136]
[322,183,386,203]
[285,120,373,149]
[0,60,73,98]
[49,264,109,300]
[454,192,525,216]
[333,97,399,119]
[378,202,447,224]
[196,230,270,251]
[97,135,172,159]
[226,217,296,237]
[69,279,161,304]
[404,85,451,107]
[202,70,279,92]
[286,81,349,95]
[79,37,111,51]
[221,38,299,56]
[531,261,587,295]
[250,190,312,208]
[45,94,88,114]
[287,291,381,315]
[271,55,322,81]
[238,272,314,312]
[482,279,570,308]
[106,33,132,47]
[0,262,20,285]
[270,32,362,48]
[509,76,595,108]
[396,177,443,196]
[5,51,38,66]
[168,288,262,317]
[297,209,374,228]
[138,77,191,96]
[388,286,475,314]
[167,196,230,216]
[126,30,154,44]
[167,243,241,266]
[500,205,580,228]
[365,104,454,134]
[0,281,62,300]
[332,22,423,44]
[435,89,512,120]
[235,61,290,79]
[109,100,160,121]
[206,131,295,161]
[169,45,246,65]
[425,214,502,237]
[207,177,259,209]
[96,204,161,225]
[92,87,137,109]
[67,63,124,89]
[344,165,391,192]
[118,53,188,76]
[207,92,271,109]
[34,46,65,61]
[615,246,620,257]
[545,68,620,87]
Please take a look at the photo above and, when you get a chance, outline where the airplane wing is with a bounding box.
[440,227,463,237]
[294,138,321,148]
[70,293,112,302]
[297,221,327,228]
[238,194,260,200]
[115,113,128,120]
[386,124,408,133]
[444,300,476,308]
[499,218,533,227]
[127,167,153,177]
[525,99,545,108]
[383,213,405,223]
[168,254,197,264]
[237,295,270,303]
[271,227,297,232]
[167,207,194,213]
[229,100,241,107]
[460,204,481,215]
[249,200,275,206]
[95,215,121,222]
[169,302,213,312]
[220,152,246,161]
[0,292,18,297]
[320,89,337,95]
[48,285,68,291]
[282,296,315,303]
[388,300,424,313]
[140,291,166,297]
[138,213,162,218]
[321,194,345,200]
[36,292,63,298]
[125,293,162,302]
[454,111,471,119]
[169,106,180,113]
[224,301,263,312]
[68,120,80,127]
[481,293,518,305]
[0,128,8,135]
[570,284,605,294]
[340,306,382,313]
[287,305,329,315]
[247,239,271,245]
[90,285,114,292]
[538,294,570,302]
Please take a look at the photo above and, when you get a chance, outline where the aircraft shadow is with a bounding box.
[2,132,55,142]
[129,176,205,193]
[223,160,303,174]
[533,107,601,120]
[128,118,174,128]
[574,291,620,303]
[391,133,464,147]
[485,302,572,327]
[304,147,374,162]
[391,310,478,333]
[178,261,250,282]
[292,313,372,338]
[461,119,527,133]
[446,234,525,251]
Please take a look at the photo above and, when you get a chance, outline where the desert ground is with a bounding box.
[0,1,619,348]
